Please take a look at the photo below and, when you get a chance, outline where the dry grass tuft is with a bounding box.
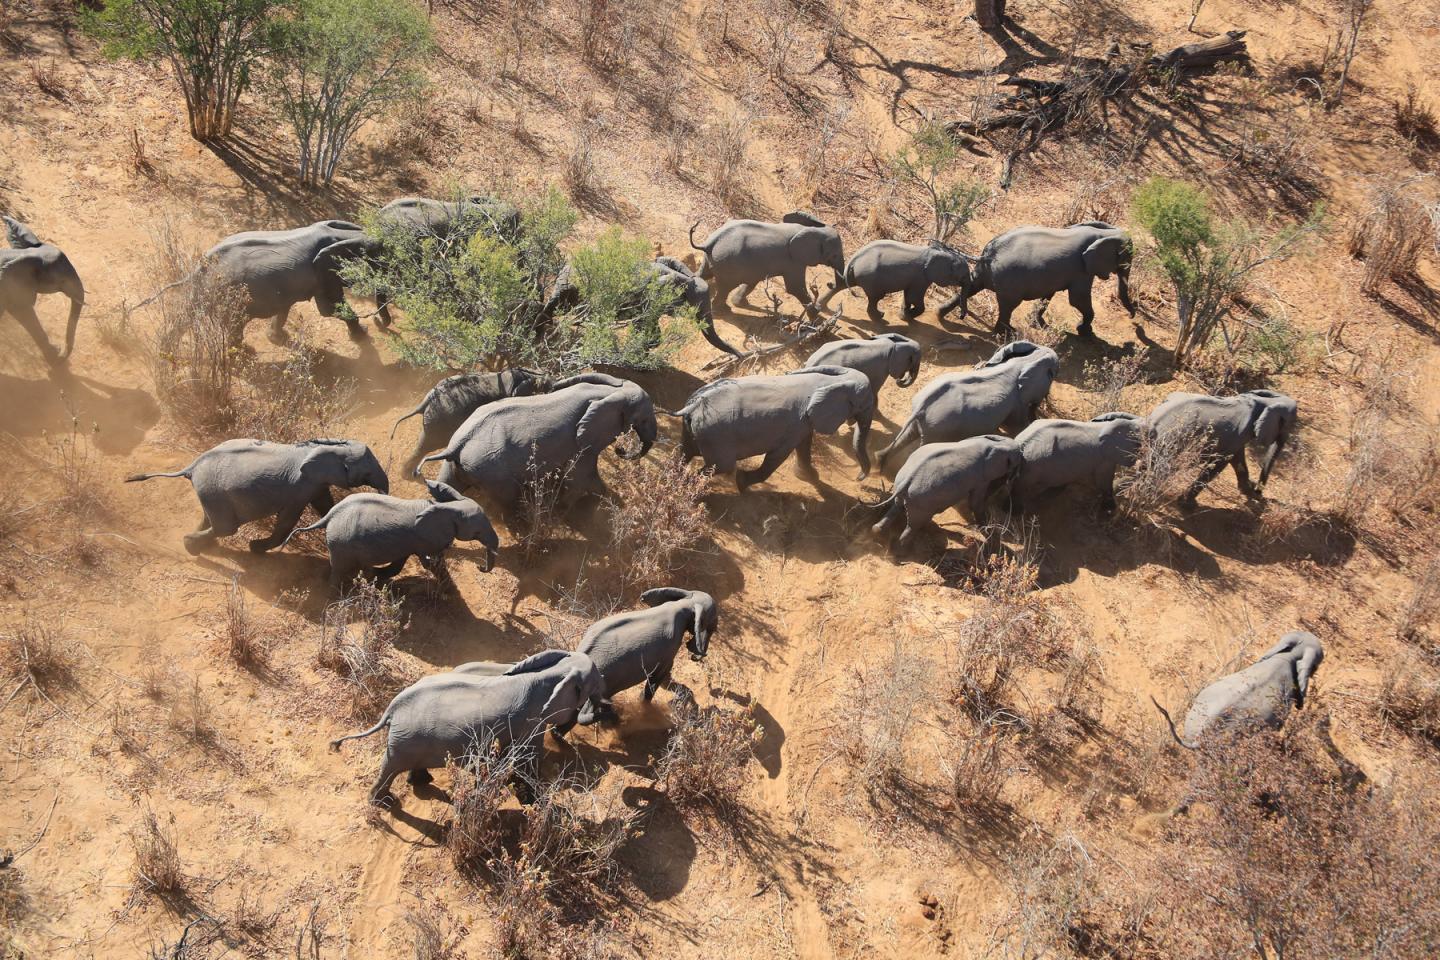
[1348,180,1433,294]
[0,623,80,694]
[222,577,269,668]
[318,581,411,720]
[605,452,712,590]
[130,806,183,897]
[656,693,758,813]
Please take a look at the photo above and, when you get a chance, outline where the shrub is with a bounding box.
[82,0,280,141]
[605,452,712,589]
[130,806,183,896]
[1131,177,1320,368]
[888,120,991,244]
[317,581,411,720]
[1347,179,1433,293]
[657,694,758,813]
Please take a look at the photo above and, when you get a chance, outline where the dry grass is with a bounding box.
[221,577,269,668]
[130,806,183,897]
[0,622,80,695]
[1348,179,1434,294]
[317,581,411,720]
[656,692,758,813]
[604,452,712,590]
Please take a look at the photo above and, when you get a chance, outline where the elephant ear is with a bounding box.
[641,587,691,606]
[3,216,41,249]
[505,650,574,676]
[424,479,465,503]
[1082,235,1126,280]
[575,390,629,452]
[805,379,855,434]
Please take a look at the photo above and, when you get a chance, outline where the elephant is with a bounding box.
[419,373,658,518]
[870,434,1024,552]
[688,212,845,318]
[1143,389,1297,507]
[1,216,84,365]
[282,479,499,589]
[876,340,1058,473]
[144,220,382,342]
[803,333,921,403]
[125,438,389,555]
[390,368,549,477]
[373,195,521,240]
[819,239,973,324]
[330,649,604,805]
[956,221,1135,337]
[667,365,876,490]
[1012,412,1144,513]
[1154,632,1325,747]
[540,255,742,357]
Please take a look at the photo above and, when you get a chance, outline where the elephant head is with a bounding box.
[641,587,718,661]
[924,241,974,318]
[424,479,499,571]
[794,366,875,478]
[566,375,658,460]
[1257,631,1324,709]
[1243,390,1297,486]
[301,440,390,493]
[1074,223,1136,317]
[873,332,922,387]
[783,212,846,287]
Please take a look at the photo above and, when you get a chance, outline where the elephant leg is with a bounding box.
[268,307,291,344]
[793,433,820,482]
[250,504,305,553]
[407,767,433,786]
[309,488,335,516]
[1231,452,1261,498]
[737,447,793,491]
[6,301,62,365]
[1068,283,1096,336]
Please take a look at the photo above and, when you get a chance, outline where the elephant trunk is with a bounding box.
[1116,262,1136,317]
[1259,430,1287,485]
[851,414,872,480]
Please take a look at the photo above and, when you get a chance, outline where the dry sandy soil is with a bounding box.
[2,0,1439,956]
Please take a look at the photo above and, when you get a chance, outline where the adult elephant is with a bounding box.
[390,368,549,477]
[689,212,845,317]
[125,438,389,554]
[1144,389,1297,507]
[804,333,921,403]
[957,221,1134,337]
[1,216,84,365]
[819,239,973,324]
[1153,632,1324,747]
[144,220,382,342]
[1012,412,1144,513]
[877,340,1058,473]
[668,365,875,490]
[330,650,604,806]
[419,373,657,518]
[540,255,743,357]
[870,434,1023,553]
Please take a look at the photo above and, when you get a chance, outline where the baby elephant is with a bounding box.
[331,650,603,806]
[870,434,1023,552]
[1013,412,1143,513]
[1155,632,1324,747]
[575,587,717,720]
[391,368,548,477]
[804,333,921,403]
[126,439,389,554]
[283,480,498,589]
[821,239,973,324]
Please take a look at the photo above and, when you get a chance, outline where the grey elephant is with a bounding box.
[1,216,84,365]
[870,434,1023,552]
[876,340,1058,473]
[688,212,845,317]
[540,255,742,356]
[803,333,921,402]
[390,368,549,477]
[374,195,520,239]
[819,239,973,324]
[145,220,381,342]
[1144,389,1297,507]
[420,373,657,518]
[282,479,499,589]
[125,438,389,554]
[956,222,1135,336]
[1013,412,1144,513]
[330,650,604,806]
[668,365,875,490]
[1154,632,1324,747]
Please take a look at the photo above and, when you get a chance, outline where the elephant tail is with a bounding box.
[124,467,193,483]
[330,711,391,751]
[1149,695,1197,751]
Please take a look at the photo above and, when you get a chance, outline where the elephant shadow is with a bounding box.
[0,367,159,455]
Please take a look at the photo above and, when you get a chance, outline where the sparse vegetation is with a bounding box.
[318,580,411,720]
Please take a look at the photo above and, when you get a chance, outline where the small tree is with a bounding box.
[1132,178,1321,368]
[266,0,432,187]
[83,0,280,141]
[889,120,992,245]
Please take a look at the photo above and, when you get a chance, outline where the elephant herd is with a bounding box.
[5,200,1315,808]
